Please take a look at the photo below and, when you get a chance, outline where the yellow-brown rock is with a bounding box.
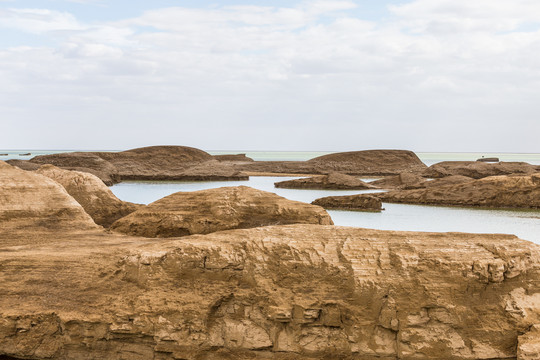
[1,225,539,359]
[275,172,377,190]
[378,174,540,209]
[312,194,383,211]
[36,165,141,227]
[0,161,97,231]
[423,161,540,179]
[518,324,540,360]
[110,186,333,237]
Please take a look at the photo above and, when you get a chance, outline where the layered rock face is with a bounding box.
[312,194,383,211]
[35,165,141,227]
[176,160,249,181]
[1,225,539,359]
[423,161,540,179]
[275,172,377,190]
[110,186,333,237]
[377,174,540,209]
[0,161,97,231]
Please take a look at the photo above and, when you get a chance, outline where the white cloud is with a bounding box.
[0,8,84,34]
[0,0,539,151]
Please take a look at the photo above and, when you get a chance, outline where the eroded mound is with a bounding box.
[0,161,97,230]
[36,165,141,227]
[110,186,333,237]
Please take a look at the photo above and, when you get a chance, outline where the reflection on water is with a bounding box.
[110,176,540,244]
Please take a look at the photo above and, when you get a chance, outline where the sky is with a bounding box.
[1,0,539,152]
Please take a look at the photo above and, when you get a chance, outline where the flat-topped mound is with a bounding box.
[0,161,97,230]
[110,186,333,237]
[98,145,213,162]
[36,165,141,227]
[275,172,377,190]
[312,194,382,211]
[423,161,540,179]
[307,149,427,174]
[1,225,539,359]
[379,174,540,209]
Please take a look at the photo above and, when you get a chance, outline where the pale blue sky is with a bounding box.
[1,0,540,151]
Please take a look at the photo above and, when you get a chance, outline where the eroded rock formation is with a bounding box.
[423,161,540,179]
[0,161,97,232]
[275,172,377,190]
[36,165,141,227]
[110,186,333,237]
[376,174,540,209]
[311,194,383,211]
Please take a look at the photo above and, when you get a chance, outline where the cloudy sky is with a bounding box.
[1,0,539,152]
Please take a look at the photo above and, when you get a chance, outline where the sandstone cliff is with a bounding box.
[1,225,539,359]
[110,186,333,238]
[36,165,141,227]
[275,172,377,190]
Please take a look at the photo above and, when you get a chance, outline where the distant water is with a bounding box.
[2,149,539,244]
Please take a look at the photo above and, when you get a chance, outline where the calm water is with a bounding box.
[110,176,540,244]
[2,149,539,243]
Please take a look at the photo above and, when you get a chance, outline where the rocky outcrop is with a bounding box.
[377,174,540,209]
[0,161,97,231]
[236,149,427,176]
[312,194,382,211]
[1,224,539,359]
[275,172,377,190]
[29,146,226,184]
[30,152,121,185]
[518,324,540,360]
[423,161,540,179]
[213,154,254,162]
[110,186,333,237]
[307,149,427,174]
[36,165,141,227]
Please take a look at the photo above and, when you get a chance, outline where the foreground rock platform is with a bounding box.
[1,225,539,359]
[110,186,333,237]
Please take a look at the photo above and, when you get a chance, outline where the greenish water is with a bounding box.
[110,177,540,244]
